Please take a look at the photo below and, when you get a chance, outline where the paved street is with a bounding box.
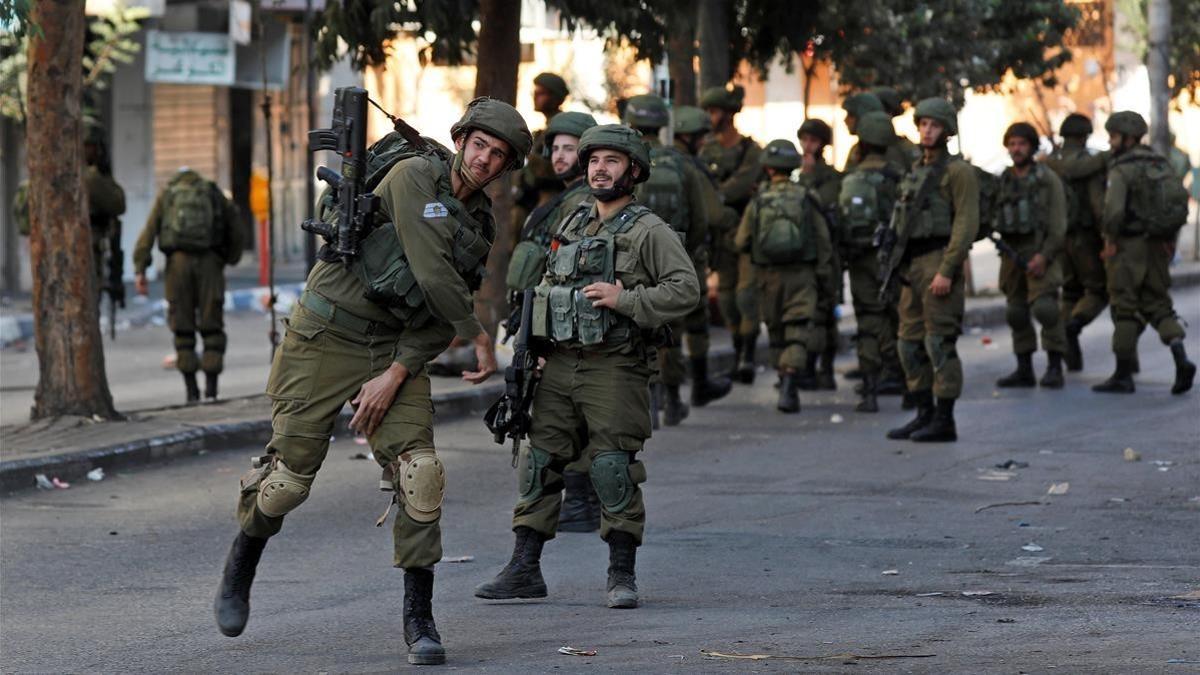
[1,288,1198,672]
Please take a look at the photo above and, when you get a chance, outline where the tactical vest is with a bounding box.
[530,203,648,346]
[895,158,953,241]
[1113,149,1190,238]
[993,164,1049,237]
[838,165,899,249]
[159,177,220,254]
[507,181,586,291]
[635,146,691,241]
[750,182,818,266]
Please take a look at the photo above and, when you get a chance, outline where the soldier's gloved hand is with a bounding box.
[349,362,409,437]
[462,332,497,384]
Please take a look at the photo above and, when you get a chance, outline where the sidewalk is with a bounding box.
[3,261,1198,493]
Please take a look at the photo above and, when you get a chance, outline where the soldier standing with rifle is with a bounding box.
[796,118,843,391]
[475,124,699,610]
[879,98,979,443]
[212,91,532,666]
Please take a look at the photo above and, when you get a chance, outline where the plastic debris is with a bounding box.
[977,469,1016,481]
[1123,447,1141,462]
[34,474,54,490]
[1152,460,1175,467]
[881,569,899,576]
[354,435,368,446]
[1007,556,1052,567]
[1021,543,1044,552]
[974,500,1042,513]
[994,460,1029,470]
[51,477,70,489]
[1108,497,1129,503]
[86,468,105,481]
[1047,482,1070,495]
[830,414,844,424]
[558,647,597,657]
[981,336,992,345]
[440,555,475,563]
[700,650,935,662]
[961,591,994,597]
[916,592,944,597]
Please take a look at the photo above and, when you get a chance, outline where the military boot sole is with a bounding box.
[606,588,639,609]
[1092,380,1135,394]
[995,377,1036,388]
[854,398,879,413]
[1039,373,1064,389]
[691,381,733,407]
[407,638,446,665]
[886,416,933,440]
[474,577,548,600]
[910,427,958,442]
[1172,361,1196,395]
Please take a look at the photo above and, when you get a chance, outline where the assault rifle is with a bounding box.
[988,232,1028,270]
[485,289,543,464]
[877,160,946,302]
[302,87,377,261]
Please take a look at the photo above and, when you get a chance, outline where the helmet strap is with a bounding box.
[591,165,636,203]
[453,150,488,192]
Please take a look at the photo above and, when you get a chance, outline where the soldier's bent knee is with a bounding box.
[397,449,445,523]
[589,452,646,514]
[898,339,926,373]
[257,458,317,518]
[1031,296,1059,326]
[924,335,958,369]
[516,446,553,503]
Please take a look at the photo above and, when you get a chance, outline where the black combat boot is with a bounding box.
[662,385,689,426]
[855,373,879,413]
[735,335,757,384]
[1040,352,1065,389]
[690,358,732,407]
[403,567,445,665]
[474,526,548,599]
[900,390,917,410]
[1092,358,1136,394]
[910,397,958,442]
[214,531,268,637]
[1170,339,1196,395]
[184,372,200,403]
[776,371,800,414]
[798,353,819,391]
[1064,319,1084,372]
[996,352,1036,388]
[876,367,906,395]
[816,347,837,390]
[558,471,600,533]
[887,390,934,439]
[205,373,219,400]
[606,531,639,609]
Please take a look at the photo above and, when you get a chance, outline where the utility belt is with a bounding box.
[902,236,950,262]
[299,290,399,337]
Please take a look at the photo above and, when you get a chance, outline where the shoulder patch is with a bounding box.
[422,202,449,218]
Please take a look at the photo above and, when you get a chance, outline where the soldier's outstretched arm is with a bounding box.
[614,224,701,328]
[938,163,980,279]
[1043,150,1109,180]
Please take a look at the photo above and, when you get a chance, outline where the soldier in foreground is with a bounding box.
[1093,111,1194,395]
[882,98,979,443]
[133,168,242,402]
[736,140,833,413]
[213,97,532,666]
[795,118,842,391]
[1043,114,1109,372]
[475,124,700,609]
[700,85,763,383]
[992,122,1069,389]
[507,110,600,533]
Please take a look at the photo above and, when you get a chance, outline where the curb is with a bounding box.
[3,265,1198,493]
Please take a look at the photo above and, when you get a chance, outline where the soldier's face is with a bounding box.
[918,118,946,147]
[798,133,824,158]
[587,149,632,189]
[551,134,581,176]
[457,130,512,184]
[533,85,560,115]
[845,113,858,135]
[707,107,732,132]
[1005,137,1034,166]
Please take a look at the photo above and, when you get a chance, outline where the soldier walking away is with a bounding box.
[882,98,980,443]
[795,118,843,391]
[1093,111,1195,395]
[992,122,1070,389]
[735,140,834,414]
[213,97,532,666]
[507,110,601,534]
[133,169,242,403]
[699,85,764,384]
[835,112,906,412]
[1043,113,1109,372]
[625,94,730,424]
[475,125,700,609]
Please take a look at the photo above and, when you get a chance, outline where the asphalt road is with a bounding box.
[2,288,1198,672]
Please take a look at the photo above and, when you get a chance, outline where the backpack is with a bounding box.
[317,131,453,223]
[838,166,899,248]
[1115,153,1189,238]
[160,175,218,253]
[752,183,818,265]
[636,146,691,239]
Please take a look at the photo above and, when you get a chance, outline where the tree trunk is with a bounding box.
[1147,0,1170,156]
[473,0,522,336]
[697,0,731,91]
[26,0,119,420]
[668,8,697,106]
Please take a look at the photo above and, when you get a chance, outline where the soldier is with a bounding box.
[883,98,979,443]
[844,92,916,174]
[795,118,842,391]
[212,98,532,666]
[870,86,921,167]
[700,85,763,383]
[624,94,730,424]
[1093,111,1195,395]
[512,72,569,219]
[475,124,700,609]
[133,169,242,402]
[507,110,599,534]
[992,122,1069,389]
[735,140,833,413]
[836,111,906,412]
[1043,113,1109,372]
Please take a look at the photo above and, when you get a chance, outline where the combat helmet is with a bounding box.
[700,85,744,112]
[797,118,833,146]
[577,124,651,184]
[674,105,711,136]
[1003,122,1039,146]
[1059,113,1093,138]
[856,111,896,147]
[913,97,958,136]
[533,72,569,101]
[451,97,534,170]
[870,87,905,117]
[761,139,801,170]
[542,111,599,159]
[842,92,884,119]
[623,94,670,130]
[1104,111,1148,139]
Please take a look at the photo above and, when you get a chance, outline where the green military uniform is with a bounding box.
[884,98,979,443]
[512,73,570,240]
[134,169,242,400]
[1094,111,1194,395]
[1043,115,1109,371]
[992,123,1069,387]
[736,140,834,413]
[796,156,842,389]
[843,92,916,174]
